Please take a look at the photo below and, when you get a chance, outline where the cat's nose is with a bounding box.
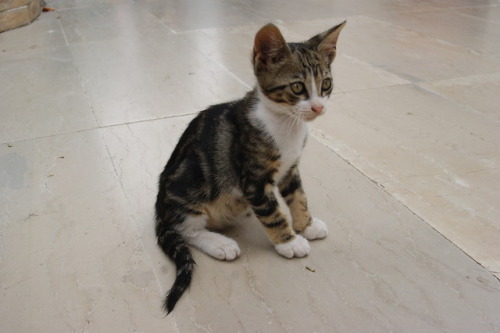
[311,105,324,114]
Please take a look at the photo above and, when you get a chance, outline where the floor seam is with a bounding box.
[310,132,500,282]
[0,112,199,146]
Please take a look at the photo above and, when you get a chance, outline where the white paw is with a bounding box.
[190,232,241,261]
[302,218,328,240]
[275,235,310,259]
[209,237,241,261]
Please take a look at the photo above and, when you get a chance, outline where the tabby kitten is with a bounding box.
[155,21,345,313]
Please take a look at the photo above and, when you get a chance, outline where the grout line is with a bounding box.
[413,79,499,121]
[416,71,500,85]
[455,10,500,26]
[355,14,497,59]
[220,65,252,89]
[99,129,168,299]
[309,131,500,282]
[332,81,412,95]
[0,112,198,146]
[205,56,253,89]
[131,0,178,34]
[57,18,69,46]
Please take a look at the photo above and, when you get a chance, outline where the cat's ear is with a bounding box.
[307,21,346,63]
[253,23,291,71]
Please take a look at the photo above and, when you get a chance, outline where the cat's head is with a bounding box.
[252,22,345,121]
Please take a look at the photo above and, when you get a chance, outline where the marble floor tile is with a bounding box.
[418,72,500,122]
[1,0,500,332]
[284,16,500,82]
[179,25,266,88]
[57,2,172,44]
[333,54,410,93]
[134,0,268,32]
[102,116,500,332]
[0,132,170,332]
[369,8,500,56]
[68,35,249,126]
[328,0,500,16]
[311,84,500,277]
[48,0,131,10]
[457,5,500,24]
[240,0,353,23]
[0,10,66,53]
[0,47,97,143]
[184,24,409,92]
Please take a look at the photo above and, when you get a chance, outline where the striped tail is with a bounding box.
[156,223,196,314]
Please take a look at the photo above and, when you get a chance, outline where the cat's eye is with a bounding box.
[290,82,306,95]
[321,78,332,91]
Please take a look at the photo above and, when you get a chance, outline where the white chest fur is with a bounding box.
[252,100,308,183]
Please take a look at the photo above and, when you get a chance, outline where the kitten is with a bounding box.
[155,21,346,313]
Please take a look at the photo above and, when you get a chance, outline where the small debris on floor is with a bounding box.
[306,266,316,273]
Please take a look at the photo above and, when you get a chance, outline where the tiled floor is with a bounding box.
[1,0,499,332]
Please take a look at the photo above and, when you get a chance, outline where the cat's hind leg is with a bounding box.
[175,215,241,261]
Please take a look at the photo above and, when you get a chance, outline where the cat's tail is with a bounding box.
[156,222,195,314]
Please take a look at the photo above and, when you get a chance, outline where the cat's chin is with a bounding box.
[302,113,323,122]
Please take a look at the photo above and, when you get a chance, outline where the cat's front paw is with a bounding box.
[274,235,310,259]
[302,218,328,240]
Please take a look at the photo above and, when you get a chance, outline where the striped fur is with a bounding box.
[155,21,346,313]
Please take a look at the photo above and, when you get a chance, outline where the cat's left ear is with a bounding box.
[307,21,346,63]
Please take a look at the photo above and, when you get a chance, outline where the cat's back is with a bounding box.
[165,93,256,176]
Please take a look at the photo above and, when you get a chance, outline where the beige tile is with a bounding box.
[312,84,500,276]
[242,0,352,23]
[48,0,130,9]
[418,72,500,122]
[457,5,500,24]
[135,0,268,32]
[284,16,500,82]
[370,8,500,56]
[399,172,500,273]
[185,23,408,92]
[333,54,409,92]
[181,24,310,87]
[180,25,259,88]
[69,35,249,126]
[332,0,500,15]
[102,117,194,238]
[58,2,172,44]
[0,47,97,143]
[2,0,500,331]
[0,132,170,332]
[0,10,66,52]
[102,116,500,331]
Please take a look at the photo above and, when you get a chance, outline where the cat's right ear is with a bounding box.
[253,24,290,72]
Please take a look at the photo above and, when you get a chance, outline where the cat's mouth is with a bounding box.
[302,109,324,121]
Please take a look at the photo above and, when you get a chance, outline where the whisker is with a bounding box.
[284,113,296,137]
